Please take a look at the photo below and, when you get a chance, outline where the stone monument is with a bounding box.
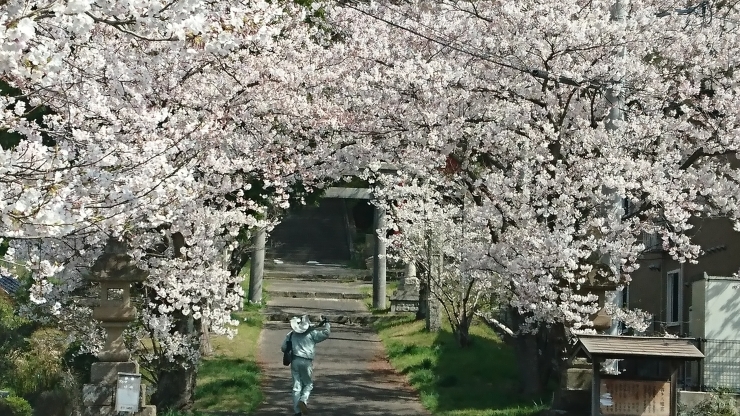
[424,286,442,332]
[390,260,421,313]
[82,239,156,416]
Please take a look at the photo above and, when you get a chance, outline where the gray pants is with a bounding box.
[291,356,313,413]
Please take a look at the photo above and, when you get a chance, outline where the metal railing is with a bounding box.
[700,339,740,392]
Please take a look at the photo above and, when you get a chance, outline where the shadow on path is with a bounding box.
[255,322,428,416]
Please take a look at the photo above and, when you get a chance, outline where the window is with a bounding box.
[642,231,661,251]
[666,270,682,326]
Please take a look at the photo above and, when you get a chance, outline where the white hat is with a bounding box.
[290,315,311,334]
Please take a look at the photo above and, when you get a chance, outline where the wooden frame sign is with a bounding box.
[600,379,670,416]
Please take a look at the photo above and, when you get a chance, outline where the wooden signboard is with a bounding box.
[599,379,670,416]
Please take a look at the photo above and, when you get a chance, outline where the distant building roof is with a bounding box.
[0,275,20,295]
[576,334,705,360]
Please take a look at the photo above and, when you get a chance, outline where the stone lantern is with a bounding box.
[578,270,620,331]
[390,259,421,313]
[82,239,156,416]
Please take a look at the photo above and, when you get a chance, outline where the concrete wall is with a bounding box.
[629,217,740,336]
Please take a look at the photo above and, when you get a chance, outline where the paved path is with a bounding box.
[254,272,428,416]
[255,322,428,416]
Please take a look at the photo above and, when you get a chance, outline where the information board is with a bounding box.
[115,372,141,412]
[599,379,670,416]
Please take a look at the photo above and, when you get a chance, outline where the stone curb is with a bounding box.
[264,273,404,282]
[265,291,365,300]
[264,273,373,282]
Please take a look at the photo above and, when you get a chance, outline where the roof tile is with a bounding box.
[577,334,704,359]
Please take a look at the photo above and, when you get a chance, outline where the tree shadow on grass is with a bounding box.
[193,358,262,413]
[372,313,417,332]
[382,319,549,416]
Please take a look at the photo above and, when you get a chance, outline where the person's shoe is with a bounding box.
[293,413,302,416]
[299,401,309,414]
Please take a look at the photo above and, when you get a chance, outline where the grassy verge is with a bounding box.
[166,270,266,416]
[373,315,547,416]
[189,305,263,415]
[360,281,398,313]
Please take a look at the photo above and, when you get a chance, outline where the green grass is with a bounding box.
[187,302,264,415]
[373,315,548,416]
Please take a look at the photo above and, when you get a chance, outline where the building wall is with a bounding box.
[629,217,740,336]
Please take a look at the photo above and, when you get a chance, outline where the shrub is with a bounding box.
[33,389,72,416]
[63,340,98,384]
[0,295,35,386]
[0,396,33,416]
[680,393,739,416]
[6,328,66,404]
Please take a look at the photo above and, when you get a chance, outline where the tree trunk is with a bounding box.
[150,305,201,410]
[454,315,473,347]
[415,281,427,321]
[151,362,197,410]
[484,307,566,398]
[514,333,544,397]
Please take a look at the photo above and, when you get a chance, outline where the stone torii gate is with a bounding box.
[247,185,392,309]
[247,165,419,312]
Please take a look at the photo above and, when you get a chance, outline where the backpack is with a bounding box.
[283,332,293,366]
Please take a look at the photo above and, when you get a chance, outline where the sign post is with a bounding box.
[115,372,142,413]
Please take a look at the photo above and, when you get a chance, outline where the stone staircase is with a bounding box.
[262,263,391,326]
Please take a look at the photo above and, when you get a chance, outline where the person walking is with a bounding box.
[281,314,331,416]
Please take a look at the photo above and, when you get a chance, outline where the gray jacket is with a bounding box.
[281,323,331,360]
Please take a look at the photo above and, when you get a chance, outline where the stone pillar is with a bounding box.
[425,286,442,332]
[372,206,387,310]
[390,259,421,313]
[248,227,266,304]
[425,237,442,332]
[83,239,156,416]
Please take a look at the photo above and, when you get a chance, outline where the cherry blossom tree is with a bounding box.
[0,0,353,408]
[311,0,740,394]
[4,0,740,402]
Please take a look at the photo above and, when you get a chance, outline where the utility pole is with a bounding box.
[604,0,628,339]
[598,0,629,378]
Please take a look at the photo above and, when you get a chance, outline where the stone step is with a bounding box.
[264,278,369,300]
[265,297,367,315]
[262,311,410,327]
[267,291,365,300]
[263,262,404,282]
[262,295,388,326]
[266,273,375,282]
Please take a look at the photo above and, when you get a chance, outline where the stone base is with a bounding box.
[91,361,139,384]
[84,405,155,416]
[84,361,154,416]
[83,382,152,415]
[390,289,420,312]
